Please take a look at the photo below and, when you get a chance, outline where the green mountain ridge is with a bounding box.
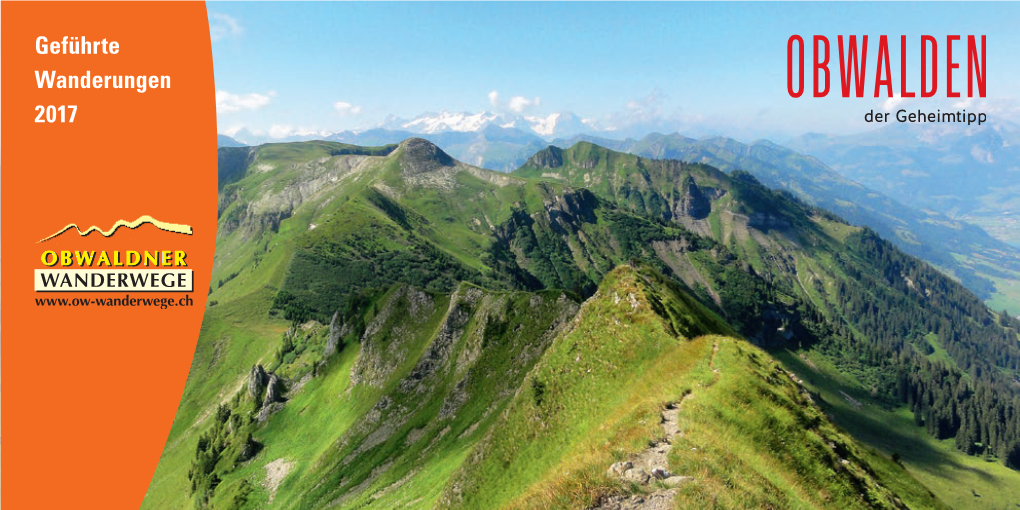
[219,129,1020,316]
[145,138,1020,509]
[551,132,1020,314]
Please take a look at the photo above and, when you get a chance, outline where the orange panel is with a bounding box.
[1,2,216,507]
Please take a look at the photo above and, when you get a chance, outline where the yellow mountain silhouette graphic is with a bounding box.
[38,215,193,243]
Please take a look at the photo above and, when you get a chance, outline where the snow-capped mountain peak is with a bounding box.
[227,109,608,146]
[400,111,501,134]
[524,113,561,137]
[389,110,597,139]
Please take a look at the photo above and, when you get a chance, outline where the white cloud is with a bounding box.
[266,125,326,139]
[606,90,669,129]
[953,96,976,109]
[216,90,274,114]
[333,101,363,116]
[507,96,540,113]
[943,96,1019,123]
[595,90,719,137]
[882,94,907,112]
[980,97,1020,120]
[488,90,541,113]
[900,169,931,178]
[209,13,243,42]
[269,124,296,139]
[222,125,244,137]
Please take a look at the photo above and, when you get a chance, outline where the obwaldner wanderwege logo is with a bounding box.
[34,215,195,309]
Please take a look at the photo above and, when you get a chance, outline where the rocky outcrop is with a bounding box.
[398,288,479,394]
[350,286,438,388]
[248,365,268,399]
[543,188,599,232]
[326,311,342,358]
[263,374,283,407]
[594,489,683,510]
[399,138,455,176]
[747,212,791,230]
[256,402,285,423]
[526,146,564,169]
[677,175,711,219]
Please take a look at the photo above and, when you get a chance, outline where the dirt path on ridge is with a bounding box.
[595,339,722,509]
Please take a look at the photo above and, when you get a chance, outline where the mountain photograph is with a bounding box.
[146,137,1020,509]
[164,3,1020,509]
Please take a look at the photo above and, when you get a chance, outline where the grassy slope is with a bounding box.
[515,142,1020,508]
[144,290,290,508]
[953,252,1020,316]
[220,284,461,509]
[150,279,581,509]
[288,284,580,509]
[146,141,555,508]
[443,266,939,510]
[773,348,1020,510]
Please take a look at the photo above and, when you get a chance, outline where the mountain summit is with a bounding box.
[397,137,456,174]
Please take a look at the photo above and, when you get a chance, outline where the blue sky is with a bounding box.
[210,2,1020,141]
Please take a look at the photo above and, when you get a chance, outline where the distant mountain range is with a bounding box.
[226,110,600,148]
[788,122,1020,245]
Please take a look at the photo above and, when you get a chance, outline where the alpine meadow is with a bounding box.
[137,136,1020,509]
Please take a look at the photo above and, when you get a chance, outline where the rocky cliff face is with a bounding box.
[526,146,565,169]
[263,374,283,406]
[542,188,599,232]
[350,286,440,389]
[675,175,712,220]
[218,145,387,239]
[325,311,344,358]
[248,363,284,409]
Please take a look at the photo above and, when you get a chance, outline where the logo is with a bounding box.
[37,214,193,243]
[36,214,195,293]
